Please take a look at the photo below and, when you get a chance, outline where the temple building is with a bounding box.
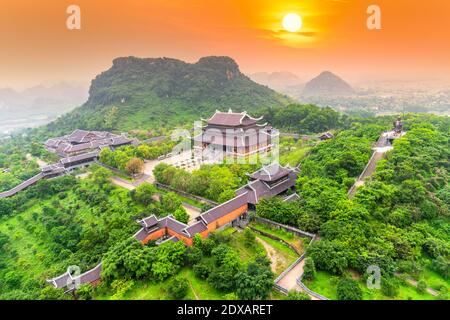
[45,129,137,157]
[193,109,278,159]
[133,163,298,246]
[236,163,299,209]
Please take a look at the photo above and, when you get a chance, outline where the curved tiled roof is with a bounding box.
[46,263,102,290]
[249,163,292,182]
[206,110,263,127]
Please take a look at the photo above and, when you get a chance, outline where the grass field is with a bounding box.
[304,271,439,300]
[413,266,450,291]
[218,227,266,263]
[96,268,226,300]
[279,145,311,167]
[156,187,205,208]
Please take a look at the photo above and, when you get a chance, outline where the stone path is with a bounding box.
[256,237,285,274]
[348,132,395,198]
[184,204,202,224]
[405,278,439,296]
[394,273,439,297]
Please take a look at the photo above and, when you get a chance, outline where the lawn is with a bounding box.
[97,268,226,300]
[280,146,311,167]
[304,271,439,300]
[256,234,299,276]
[156,187,205,208]
[414,266,449,291]
[217,227,266,263]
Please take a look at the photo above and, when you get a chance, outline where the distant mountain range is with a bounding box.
[302,71,355,97]
[45,56,293,134]
[0,82,88,134]
[249,71,303,92]
[250,70,355,98]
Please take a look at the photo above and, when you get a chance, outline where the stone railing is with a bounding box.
[253,216,316,239]
[274,254,306,284]
[296,276,329,300]
[273,283,289,295]
[248,226,302,255]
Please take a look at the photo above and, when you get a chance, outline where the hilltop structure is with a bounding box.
[385,117,406,144]
[193,109,278,159]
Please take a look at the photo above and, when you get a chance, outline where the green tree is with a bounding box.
[337,278,362,300]
[235,257,274,300]
[167,276,189,299]
[132,182,157,206]
[173,207,190,224]
[302,257,316,281]
[285,290,311,300]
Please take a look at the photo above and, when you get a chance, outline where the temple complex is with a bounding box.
[47,163,299,290]
[45,129,137,157]
[133,163,297,246]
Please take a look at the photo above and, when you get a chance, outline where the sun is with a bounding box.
[282,13,302,33]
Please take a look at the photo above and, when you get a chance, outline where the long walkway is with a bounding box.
[348,132,394,198]
[0,173,45,198]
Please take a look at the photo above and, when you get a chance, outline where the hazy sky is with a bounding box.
[1,0,450,88]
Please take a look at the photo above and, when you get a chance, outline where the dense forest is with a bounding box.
[257,113,449,299]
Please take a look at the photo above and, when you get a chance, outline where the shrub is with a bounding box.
[416,280,427,294]
[77,284,94,300]
[184,247,203,266]
[193,262,212,280]
[337,278,362,300]
[381,277,399,297]
[302,258,316,281]
[110,279,134,300]
[168,276,189,300]
[286,291,311,300]
[243,229,256,248]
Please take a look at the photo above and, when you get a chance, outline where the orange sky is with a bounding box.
[1,0,450,88]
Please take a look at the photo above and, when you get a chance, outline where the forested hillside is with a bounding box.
[43,56,292,136]
[257,113,450,300]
